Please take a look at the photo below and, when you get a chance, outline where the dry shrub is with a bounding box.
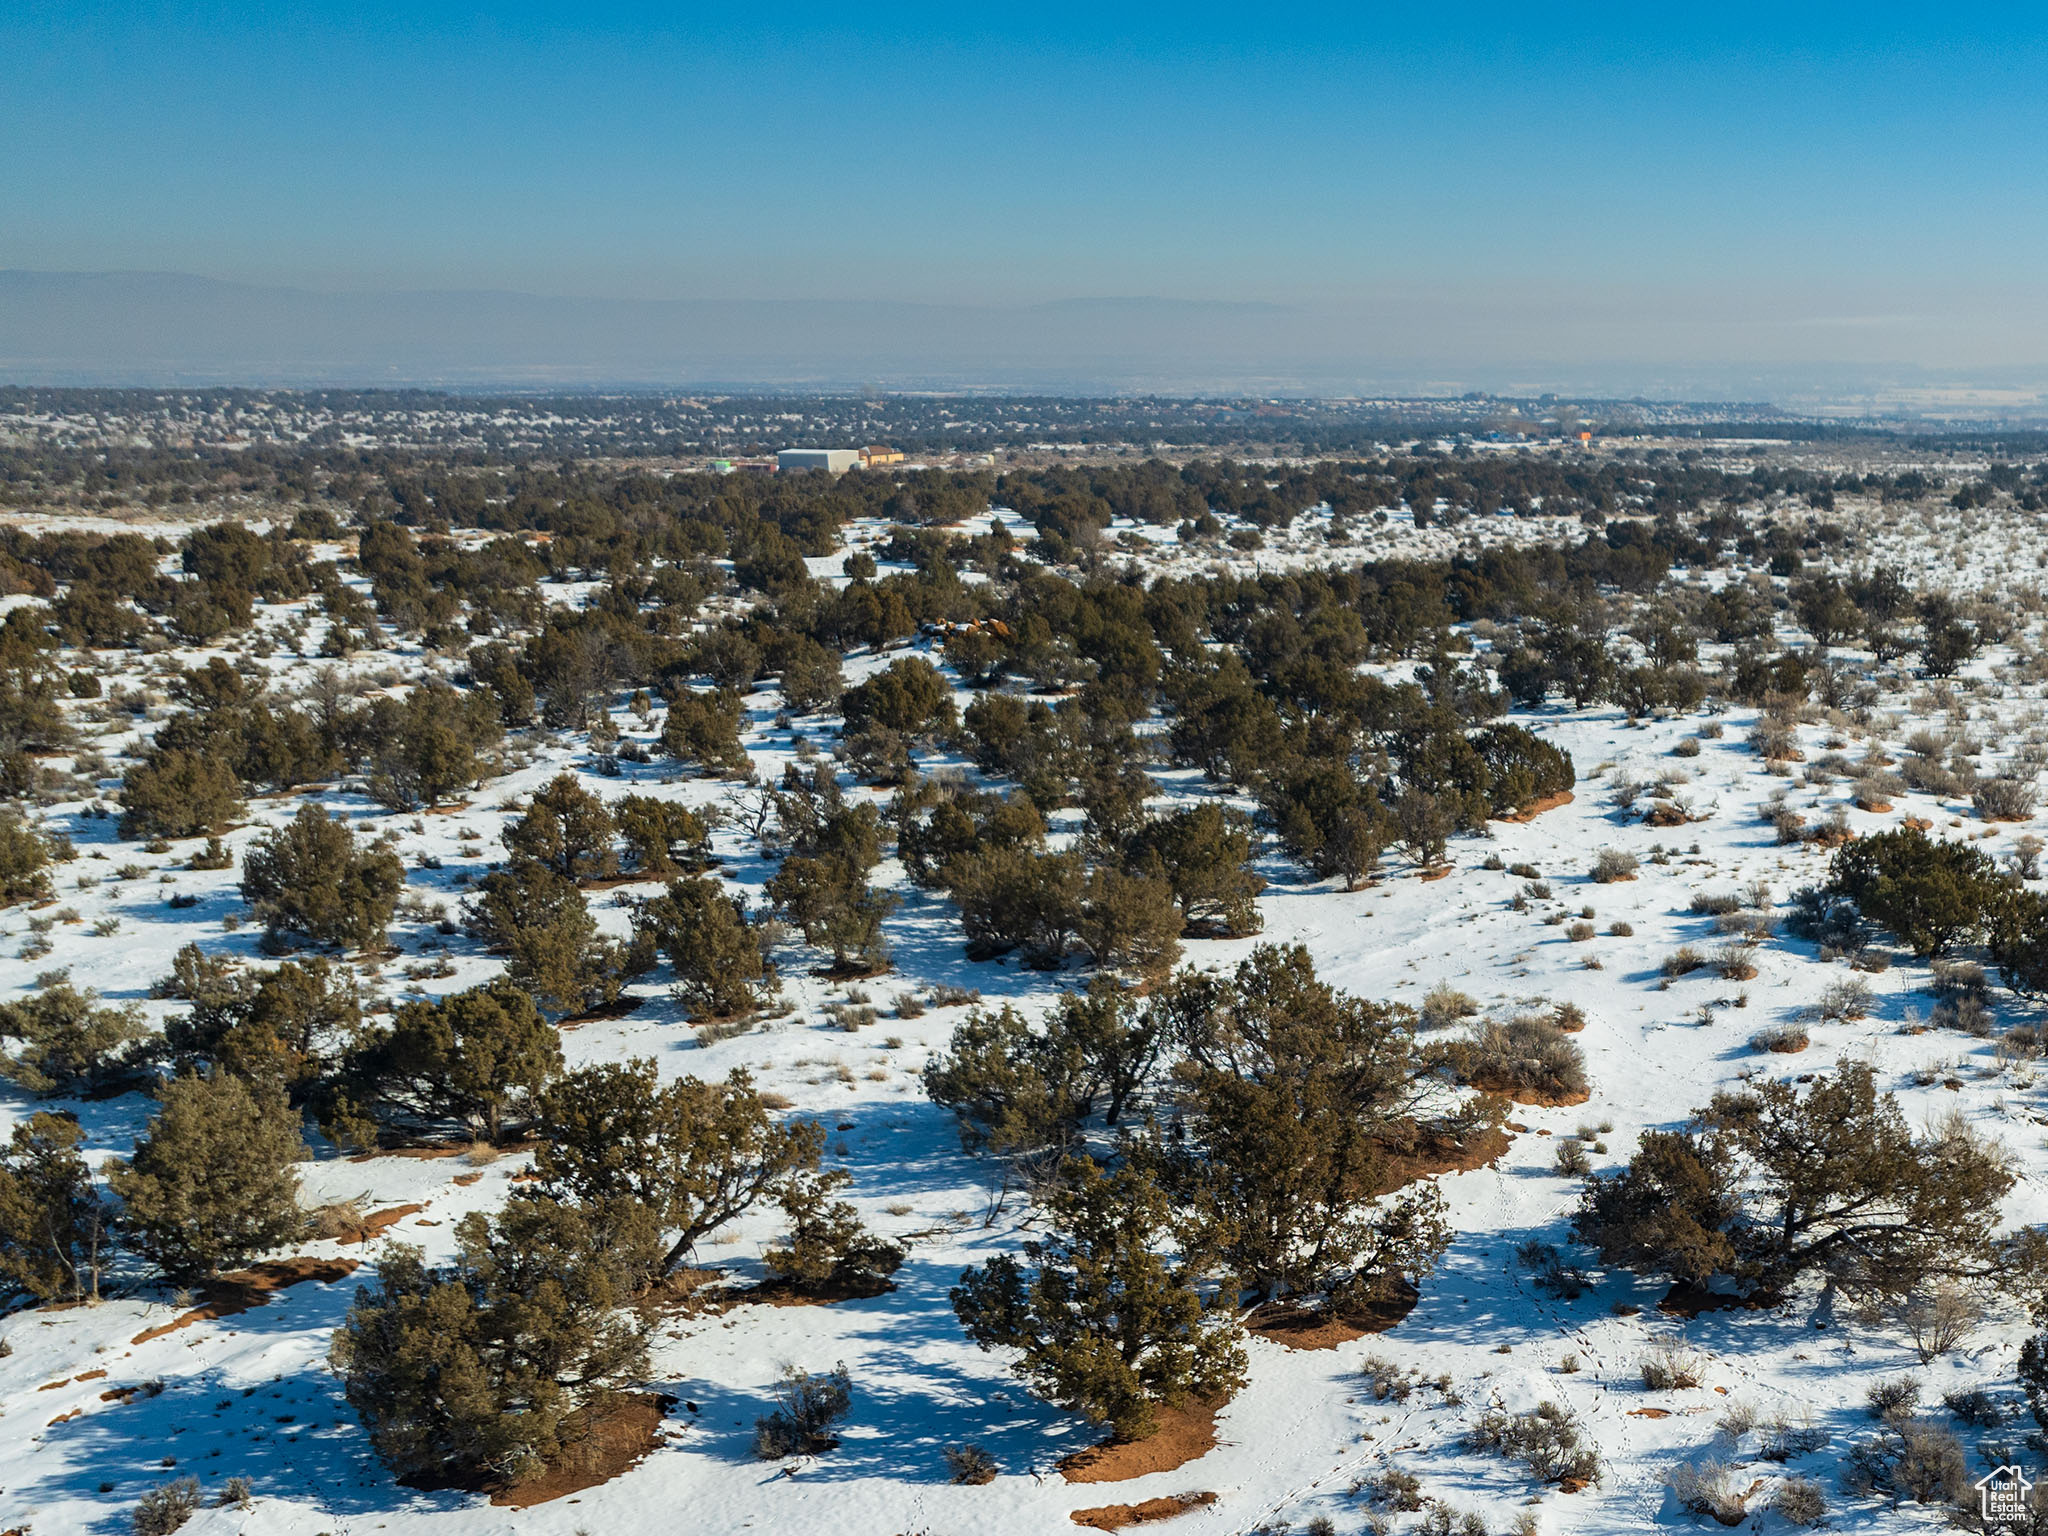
[1664,1460,1747,1526]
[1974,776,2038,821]
[133,1478,203,1536]
[1448,1013,1588,1104]
[1590,848,1639,883]
[1420,983,1480,1030]
[1661,945,1706,977]
[944,1444,999,1484]
[1814,978,1874,1020]
[1464,1401,1599,1486]
[1749,1024,1808,1054]
[1865,1376,1921,1421]
[308,1197,368,1242]
[1774,1476,1827,1526]
[1640,1343,1704,1390]
[1712,942,1759,980]
[754,1363,853,1459]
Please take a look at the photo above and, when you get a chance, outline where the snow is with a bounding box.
[1,488,2044,1535]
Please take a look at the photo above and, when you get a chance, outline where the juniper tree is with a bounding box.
[344,980,562,1144]
[240,803,405,951]
[331,1196,656,1485]
[612,794,709,876]
[502,773,618,881]
[0,808,59,906]
[1078,866,1182,981]
[532,1060,824,1273]
[1575,1060,2014,1297]
[465,856,623,1014]
[0,1112,111,1302]
[763,1170,905,1296]
[1141,945,1455,1314]
[163,954,360,1095]
[119,749,244,841]
[1826,827,2004,958]
[952,1158,1246,1441]
[634,875,775,1018]
[0,982,152,1096]
[1121,803,1265,937]
[659,687,751,777]
[106,1071,303,1282]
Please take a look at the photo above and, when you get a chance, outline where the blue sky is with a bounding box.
[5,3,2048,376]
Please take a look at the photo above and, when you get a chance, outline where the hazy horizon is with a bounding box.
[8,270,2048,414]
[7,5,2048,404]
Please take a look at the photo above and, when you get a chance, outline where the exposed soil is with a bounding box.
[1496,790,1574,823]
[1462,1076,1592,1108]
[808,958,895,980]
[1417,866,1453,882]
[1244,1281,1420,1351]
[489,1393,676,1507]
[333,1204,425,1244]
[743,1275,899,1308]
[1370,1118,1513,1196]
[634,1267,731,1319]
[1070,1493,1216,1531]
[1658,1281,1782,1318]
[1059,1400,1222,1484]
[347,1143,466,1164]
[130,1258,359,1345]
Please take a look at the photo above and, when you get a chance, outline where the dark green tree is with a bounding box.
[533,1060,824,1273]
[634,875,776,1018]
[952,1158,1246,1441]
[0,982,151,1096]
[503,773,618,881]
[0,1113,111,1302]
[106,1071,304,1282]
[330,1197,656,1485]
[240,803,406,951]
[1827,827,2004,957]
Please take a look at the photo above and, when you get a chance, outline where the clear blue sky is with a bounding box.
[5,2,2047,373]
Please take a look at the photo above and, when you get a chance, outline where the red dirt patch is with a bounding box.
[347,1144,466,1164]
[1070,1493,1216,1531]
[1460,1076,1591,1108]
[1245,1281,1420,1351]
[452,1171,484,1186]
[1628,1407,1672,1419]
[1417,865,1453,882]
[130,1257,359,1344]
[1060,1401,1221,1484]
[1370,1118,1513,1196]
[489,1393,675,1507]
[1497,790,1574,823]
[1657,1281,1781,1319]
[332,1204,425,1244]
[100,1386,141,1404]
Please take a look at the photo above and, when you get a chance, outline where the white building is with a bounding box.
[777,448,862,473]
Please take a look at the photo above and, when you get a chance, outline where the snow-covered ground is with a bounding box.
[3,489,2046,1536]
